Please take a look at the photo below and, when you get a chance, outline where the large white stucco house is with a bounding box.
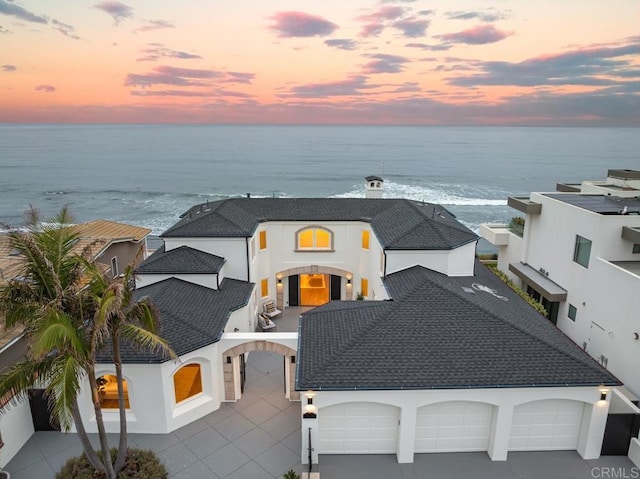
[0,177,623,468]
[480,168,640,464]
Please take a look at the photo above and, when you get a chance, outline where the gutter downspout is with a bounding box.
[245,237,250,282]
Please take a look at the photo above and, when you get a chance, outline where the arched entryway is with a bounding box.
[222,340,299,402]
[276,265,353,310]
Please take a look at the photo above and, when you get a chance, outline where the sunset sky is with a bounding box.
[1,0,639,125]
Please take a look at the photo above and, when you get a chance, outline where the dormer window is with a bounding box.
[296,226,333,251]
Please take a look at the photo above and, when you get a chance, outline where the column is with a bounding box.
[396,406,417,463]
[488,404,513,461]
[578,399,609,459]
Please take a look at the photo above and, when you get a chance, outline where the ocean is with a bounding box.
[1,125,638,246]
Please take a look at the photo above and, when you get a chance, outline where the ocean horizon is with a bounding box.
[1,124,638,238]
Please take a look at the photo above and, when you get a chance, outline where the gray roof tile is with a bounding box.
[99,277,253,363]
[296,262,620,391]
[162,198,477,250]
[137,245,225,274]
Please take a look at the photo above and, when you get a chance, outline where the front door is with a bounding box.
[289,275,299,306]
[300,274,329,306]
[330,275,341,301]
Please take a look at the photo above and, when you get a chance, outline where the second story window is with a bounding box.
[573,235,592,268]
[259,230,267,250]
[362,230,370,250]
[296,226,333,251]
[111,256,119,278]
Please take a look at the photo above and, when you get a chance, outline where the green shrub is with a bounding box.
[487,264,548,317]
[283,470,301,479]
[56,448,168,479]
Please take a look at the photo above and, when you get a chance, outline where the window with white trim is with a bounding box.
[296,226,333,251]
[174,364,203,404]
[111,256,119,278]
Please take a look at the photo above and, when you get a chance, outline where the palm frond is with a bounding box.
[47,355,84,431]
[31,310,87,361]
[0,357,55,409]
[120,324,176,360]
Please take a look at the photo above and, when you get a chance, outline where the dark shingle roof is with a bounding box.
[99,277,253,363]
[296,262,620,391]
[162,198,477,250]
[136,245,225,274]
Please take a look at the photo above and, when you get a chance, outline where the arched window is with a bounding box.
[174,364,203,403]
[296,227,333,251]
[97,374,130,409]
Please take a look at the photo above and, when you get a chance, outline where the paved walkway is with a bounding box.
[5,349,638,478]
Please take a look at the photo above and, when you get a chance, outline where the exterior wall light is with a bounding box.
[303,392,317,418]
[599,386,609,401]
[347,278,352,285]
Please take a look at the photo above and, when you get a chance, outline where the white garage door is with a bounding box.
[415,401,493,452]
[509,400,584,451]
[319,402,399,454]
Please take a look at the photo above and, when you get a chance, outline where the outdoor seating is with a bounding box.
[258,313,276,332]
[262,300,282,318]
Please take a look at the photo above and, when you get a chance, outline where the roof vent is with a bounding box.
[461,287,475,294]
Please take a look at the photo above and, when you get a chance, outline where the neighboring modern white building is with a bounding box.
[1,178,623,468]
[480,168,640,463]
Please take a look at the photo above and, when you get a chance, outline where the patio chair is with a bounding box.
[258,313,276,332]
[262,300,282,319]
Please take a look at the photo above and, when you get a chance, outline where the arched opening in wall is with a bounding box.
[174,364,203,403]
[97,374,129,409]
[278,266,352,310]
[222,341,299,403]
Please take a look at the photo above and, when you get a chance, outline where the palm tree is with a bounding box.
[0,206,105,471]
[85,264,175,473]
[0,207,174,478]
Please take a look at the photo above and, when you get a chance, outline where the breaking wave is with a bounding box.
[332,180,507,206]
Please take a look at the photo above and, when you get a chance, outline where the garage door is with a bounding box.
[415,401,493,452]
[509,400,584,451]
[319,402,399,454]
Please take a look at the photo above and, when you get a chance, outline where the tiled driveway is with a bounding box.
[5,348,638,479]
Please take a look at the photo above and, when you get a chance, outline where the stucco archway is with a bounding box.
[276,265,354,309]
[222,340,299,402]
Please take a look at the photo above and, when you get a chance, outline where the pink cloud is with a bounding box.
[357,6,405,23]
[269,11,337,38]
[436,24,513,45]
[357,6,405,38]
[362,54,408,74]
[134,19,174,33]
[393,17,429,38]
[35,84,56,93]
[93,1,133,25]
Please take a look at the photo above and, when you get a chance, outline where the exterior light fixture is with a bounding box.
[303,391,317,418]
[599,386,609,401]
[347,278,351,285]
[278,277,282,284]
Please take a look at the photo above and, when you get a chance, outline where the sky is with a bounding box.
[0,0,639,125]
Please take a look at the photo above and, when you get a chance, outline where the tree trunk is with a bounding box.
[112,331,128,473]
[87,368,116,479]
[71,399,105,473]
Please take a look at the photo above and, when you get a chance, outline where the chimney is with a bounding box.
[364,175,384,199]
